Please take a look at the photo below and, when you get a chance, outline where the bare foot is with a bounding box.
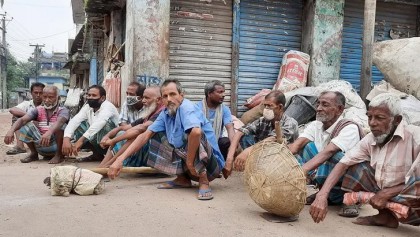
[20,153,39,163]
[352,209,399,228]
[48,155,64,164]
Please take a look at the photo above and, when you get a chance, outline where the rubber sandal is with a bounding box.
[338,204,360,218]
[197,188,213,200]
[157,181,192,189]
[6,147,27,155]
[20,155,39,163]
[305,192,317,205]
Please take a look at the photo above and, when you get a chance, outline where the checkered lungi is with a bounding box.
[19,122,57,157]
[147,132,222,181]
[111,131,149,167]
[342,162,420,226]
[74,120,117,155]
[296,142,345,204]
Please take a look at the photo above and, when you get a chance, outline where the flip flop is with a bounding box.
[305,193,317,205]
[197,188,213,200]
[6,147,27,155]
[157,181,192,189]
[338,204,360,218]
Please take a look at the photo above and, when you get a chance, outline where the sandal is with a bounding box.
[157,181,192,189]
[305,192,317,205]
[76,155,103,162]
[338,204,360,218]
[6,147,27,155]
[20,154,39,163]
[197,188,213,200]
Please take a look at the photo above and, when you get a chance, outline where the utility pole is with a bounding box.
[0,13,7,109]
[29,43,45,82]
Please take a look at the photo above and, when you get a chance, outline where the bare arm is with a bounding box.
[39,116,68,147]
[9,107,27,118]
[222,130,244,178]
[302,142,341,174]
[110,121,152,145]
[186,127,201,177]
[225,123,235,142]
[310,162,349,223]
[4,115,32,144]
[288,137,310,155]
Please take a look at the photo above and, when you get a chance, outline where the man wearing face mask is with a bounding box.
[99,86,165,168]
[288,91,364,217]
[309,93,420,228]
[4,86,70,164]
[119,82,146,125]
[222,90,299,178]
[62,85,119,161]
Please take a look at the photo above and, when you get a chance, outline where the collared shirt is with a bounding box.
[238,114,299,144]
[27,106,70,135]
[148,99,225,169]
[340,121,420,189]
[119,101,143,124]
[299,117,361,152]
[195,101,233,137]
[15,100,36,112]
[64,100,119,140]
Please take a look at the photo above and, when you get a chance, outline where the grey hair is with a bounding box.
[369,93,402,116]
[161,79,184,94]
[43,86,60,97]
[319,91,346,107]
[204,80,225,98]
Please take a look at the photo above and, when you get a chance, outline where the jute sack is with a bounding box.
[244,123,306,217]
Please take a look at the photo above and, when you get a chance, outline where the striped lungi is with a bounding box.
[19,122,57,157]
[147,132,222,181]
[296,142,345,204]
[74,120,116,155]
[111,132,149,167]
[342,162,420,226]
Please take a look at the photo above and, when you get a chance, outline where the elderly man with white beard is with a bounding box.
[99,86,164,168]
[288,91,364,217]
[4,86,69,164]
[309,93,420,228]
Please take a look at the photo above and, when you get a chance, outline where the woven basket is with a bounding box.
[244,140,307,217]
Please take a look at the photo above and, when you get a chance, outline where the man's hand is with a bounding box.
[39,132,52,147]
[234,155,246,171]
[72,139,84,157]
[222,159,233,179]
[370,191,390,210]
[309,193,329,223]
[62,138,73,156]
[108,160,123,179]
[4,131,15,144]
[186,161,198,178]
[100,135,110,149]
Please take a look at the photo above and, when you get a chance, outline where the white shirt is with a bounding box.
[15,100,36,112]
[299,118,361,152]
[64,100,119,140]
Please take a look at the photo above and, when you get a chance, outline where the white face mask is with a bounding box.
[43,101,58,110]
[263,108,275,121]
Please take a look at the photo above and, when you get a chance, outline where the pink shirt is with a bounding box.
[340,121,420,189]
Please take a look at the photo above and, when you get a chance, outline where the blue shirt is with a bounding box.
[148,99,225,168]
[195,101,233,137]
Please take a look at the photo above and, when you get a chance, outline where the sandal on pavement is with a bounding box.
[197,189,213,200]
[6,147,27,155]
[20,155,39,163]
[305,192,318,205]
[338,204,360,218]
[157,181,192,189]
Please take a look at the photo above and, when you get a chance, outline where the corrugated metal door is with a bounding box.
[237,0,303,114]
[340,0,418,91]
[169,0,232,105]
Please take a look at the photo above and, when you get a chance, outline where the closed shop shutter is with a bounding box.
[169,0,233,105]
[340,0,418,91]
[237,0,303,114]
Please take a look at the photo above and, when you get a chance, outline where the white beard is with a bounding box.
[373,119,394,144]
[138,102,157,119]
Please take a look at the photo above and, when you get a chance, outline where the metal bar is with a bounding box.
[231,0,240,116]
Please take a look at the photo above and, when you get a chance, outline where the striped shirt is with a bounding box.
[340,121,420,189]
[27,106,70,135]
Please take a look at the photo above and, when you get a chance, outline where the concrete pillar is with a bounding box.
[302,0,345,86]
[123,0,170,93]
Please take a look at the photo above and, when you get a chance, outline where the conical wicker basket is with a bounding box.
[244,126,307,217]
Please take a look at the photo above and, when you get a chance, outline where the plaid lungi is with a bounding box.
[74,120,116,155]
[19,122,57,157]
[111,132,149,167]
[342,162,420,226]
[296,142,345,204]
[147,132,222,181]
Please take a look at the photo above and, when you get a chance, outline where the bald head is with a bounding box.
[42,86,60,109]
[142,86,162,108]
[145,86,161,98]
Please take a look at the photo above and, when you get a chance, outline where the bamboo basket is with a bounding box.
[244,122,307,217]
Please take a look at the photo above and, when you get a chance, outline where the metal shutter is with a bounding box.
[169,0,233,105]
[340,0,418,91]
[236,0,303,115]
